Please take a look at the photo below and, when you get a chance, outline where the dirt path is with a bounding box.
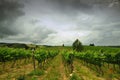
[0,63,34,80]
[40,54,68,80]
[59,54,68,80]
[73,59,106,80]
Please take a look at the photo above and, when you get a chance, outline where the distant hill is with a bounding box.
[107,46,120,48]
[0,43,36,49]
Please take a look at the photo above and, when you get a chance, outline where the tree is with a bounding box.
[72,39,83,52]
[62,44,64,47]
[89,43,95,46]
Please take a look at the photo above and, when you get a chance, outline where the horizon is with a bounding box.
[0,41,120,47]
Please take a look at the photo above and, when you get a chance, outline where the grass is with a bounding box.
[43,54,61,80]
[16,75,26,80]
[30,77,38,80]
[28,69,44,76]
[73,59,105,80]
[70,73,83,80]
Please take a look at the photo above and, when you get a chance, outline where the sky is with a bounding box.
[0,0,120,46]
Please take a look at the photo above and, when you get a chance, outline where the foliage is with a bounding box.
[34,49,59,68]
[62,50,74,73]
[0,47,31,62]
[72,39,83,52]
[89,43,95,46]
[74,46,120,75]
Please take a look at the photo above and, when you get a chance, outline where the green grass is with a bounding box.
[30,77,38,80]
[43,54,61,80]
[70,73,83,80]
[28,69,44,76]
[16,75,26,80]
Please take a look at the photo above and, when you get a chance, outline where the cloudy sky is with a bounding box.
[0,0,120,46]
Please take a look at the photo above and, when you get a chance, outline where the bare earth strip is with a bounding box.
[59,54,68,80]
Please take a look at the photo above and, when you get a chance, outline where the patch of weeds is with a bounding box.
[96,73,100,77]
[0,69,2,73]
[52,65,55,68]
[117,70,120,74]
[49,77,59,80]
[44,70,60,80]
[6,73,11,79]
[30,77,38,80]
[16,75,26,80]
[28,69,44,76]
[70,73,82,80]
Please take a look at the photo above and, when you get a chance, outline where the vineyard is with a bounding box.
[0,46,120,80]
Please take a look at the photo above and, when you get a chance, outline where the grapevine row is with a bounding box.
[34,49,59,69]
[74,50,120,75]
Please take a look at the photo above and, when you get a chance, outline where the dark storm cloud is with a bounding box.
[0,0,24,38]
[48,0,93,9]
[27,0,120,17]
[45,0,120,14]
[0,21,15,37]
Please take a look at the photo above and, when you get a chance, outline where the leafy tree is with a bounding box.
[72,39,83,52]
[62,44,64,47]
[89,43,95,46]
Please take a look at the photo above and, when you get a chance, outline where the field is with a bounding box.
[0,44,120,80]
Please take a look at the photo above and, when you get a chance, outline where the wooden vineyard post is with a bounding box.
[32,48,36,70]
[106,68,113,80]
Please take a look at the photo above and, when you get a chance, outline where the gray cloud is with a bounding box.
[73,16,120,45]
[0,0,120,45]
[3,25,56,44]
[44,0,120,14]
[0,0,24,38]
[84,31,120,46]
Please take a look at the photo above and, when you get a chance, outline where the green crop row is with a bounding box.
[35,49,59,63]
[0,47,31,62]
